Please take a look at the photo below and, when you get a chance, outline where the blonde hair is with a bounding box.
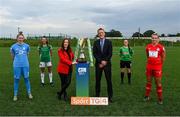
[151,33,159,38]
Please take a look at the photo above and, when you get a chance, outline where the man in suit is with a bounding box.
[93,28,113,103]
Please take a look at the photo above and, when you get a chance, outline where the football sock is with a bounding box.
[145,83,152,97]
[128,73,131,84]
[24,78,31,94]
[14,79,19,96]
[41,73,45,83]
[49,72,53,83]
[121,72,124,83]
[156,85,163,101]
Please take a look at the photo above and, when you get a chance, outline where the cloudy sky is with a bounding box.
[0,0,180,38]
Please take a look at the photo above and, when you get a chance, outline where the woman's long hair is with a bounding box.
[61,38,72,53]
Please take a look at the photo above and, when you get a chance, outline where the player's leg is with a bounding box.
[39,62,45,86]
[144,67,152,101]
[23,67,33,99]
[47,62,53,86]
[127,61,132,84]
[13,67,21,101]
[120,60,125,84]
[154,70,163,104]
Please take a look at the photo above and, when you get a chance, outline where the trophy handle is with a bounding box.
[87,38,94,67]
[73,38,80,62]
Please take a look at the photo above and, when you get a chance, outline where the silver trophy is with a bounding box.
[78,38,87,62]
[74,38,94,66]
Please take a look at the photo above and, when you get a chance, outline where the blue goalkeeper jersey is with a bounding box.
[10,43,30,67]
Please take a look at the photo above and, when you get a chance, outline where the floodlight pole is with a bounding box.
[18,27,20,33]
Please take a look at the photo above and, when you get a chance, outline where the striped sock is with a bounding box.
[157,85,163,101]
[145,83,152,97]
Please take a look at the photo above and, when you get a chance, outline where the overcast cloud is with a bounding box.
[0,0,180,38]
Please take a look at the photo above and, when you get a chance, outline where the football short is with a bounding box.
[146,64,162,78]
[39,62,52,68]
[14,67,29,79]
[120,60,132,68]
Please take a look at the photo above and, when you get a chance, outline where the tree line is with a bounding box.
[100,29,180,37]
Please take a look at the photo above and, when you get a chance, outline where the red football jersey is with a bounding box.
[146,43,165,65]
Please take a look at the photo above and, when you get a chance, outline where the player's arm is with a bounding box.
[50,45,53,56]
[130,48,134,56]
[119,48,122,57]
[27,45,30,56]
[10,47,14,60]
[11,53,14,60]
[161,47,166,64]
[37,46,41,56]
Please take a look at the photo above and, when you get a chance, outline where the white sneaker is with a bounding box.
[28,93,33,99]
[13,96,18,101]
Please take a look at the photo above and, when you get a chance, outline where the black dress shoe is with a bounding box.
[64,92,68,101]
[108,98,113,103]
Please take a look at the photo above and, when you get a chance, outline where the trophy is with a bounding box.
[78,38,87,63]
[74,38,94,66]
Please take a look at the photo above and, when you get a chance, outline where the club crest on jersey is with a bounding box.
[157,48,160,51]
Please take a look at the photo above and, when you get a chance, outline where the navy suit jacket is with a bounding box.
[93,38,112,64]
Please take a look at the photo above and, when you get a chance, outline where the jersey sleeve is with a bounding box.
[27,45,30,54]
[130,47,134,56]
[162,46,165,53]
[10,45,15,55]
[50,45,52,50]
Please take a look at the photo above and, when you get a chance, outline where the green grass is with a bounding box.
[0,46,180,116]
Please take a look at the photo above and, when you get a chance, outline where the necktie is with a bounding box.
[100,39,104,52]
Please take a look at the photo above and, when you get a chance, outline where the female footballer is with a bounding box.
[38,36,54,87]
[10,32,33,101]
[144,33,166,105]
[119,40,133,84]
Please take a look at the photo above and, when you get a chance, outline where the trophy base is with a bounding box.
[78,60,87,63]
[78,58,87,63]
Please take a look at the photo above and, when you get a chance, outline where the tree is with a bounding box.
[143,30,155,37]
[168,34,176,37]
[160,34,166,37]
[176,33,180,37]
[132,32,143,37]
[106,29,123,37]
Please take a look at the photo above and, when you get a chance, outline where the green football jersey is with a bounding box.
[119,46,133,61]
[38,44,52,62]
